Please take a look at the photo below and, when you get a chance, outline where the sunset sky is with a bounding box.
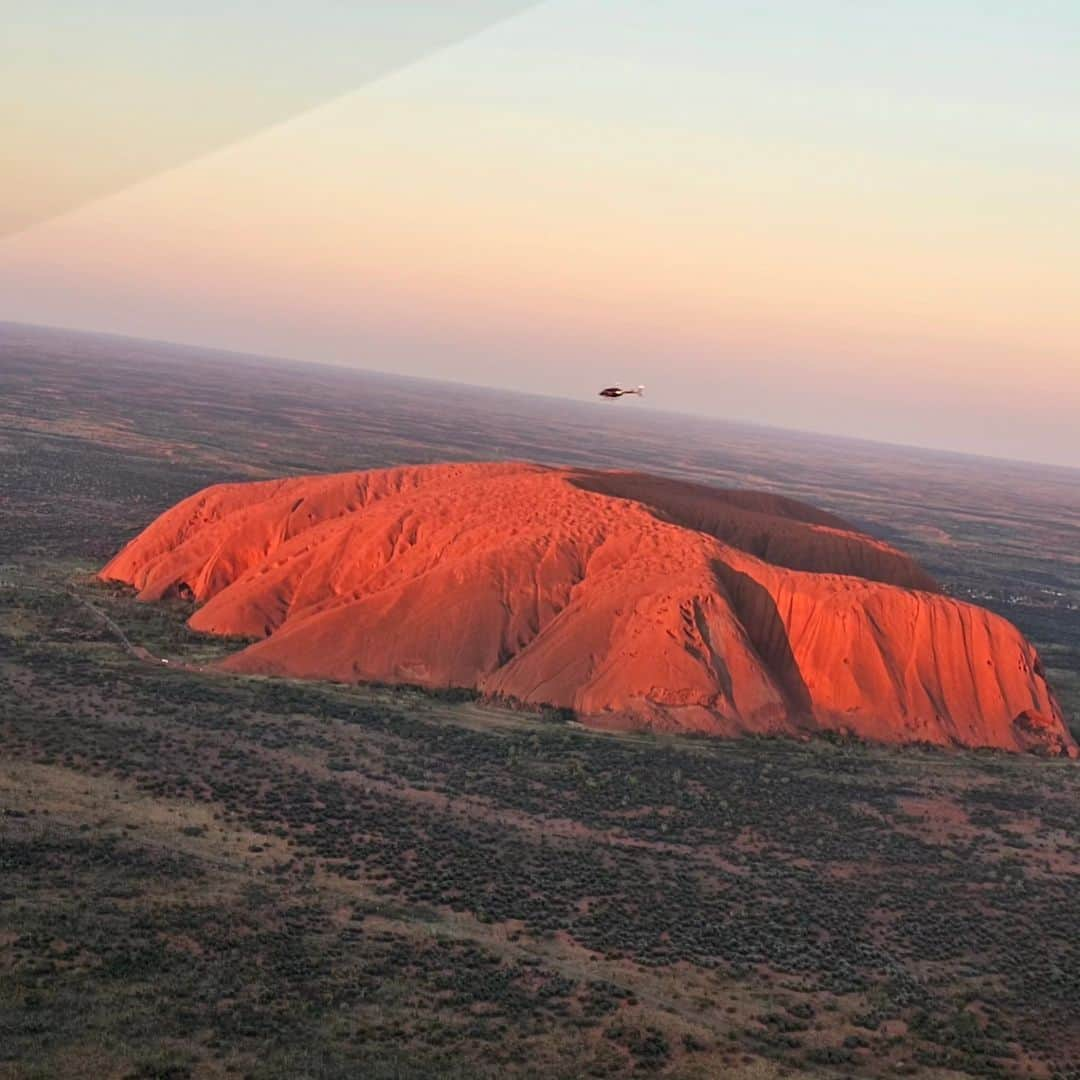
[4,1,1079,466]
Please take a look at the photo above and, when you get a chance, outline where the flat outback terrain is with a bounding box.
[2,322,1079,1079]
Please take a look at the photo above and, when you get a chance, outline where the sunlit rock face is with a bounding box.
[102,461,1077,757]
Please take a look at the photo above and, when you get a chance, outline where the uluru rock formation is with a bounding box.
[101,462,1077,756]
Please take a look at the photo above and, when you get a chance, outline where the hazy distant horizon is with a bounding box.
[4,1,1078,470]
[5,318,1078,476]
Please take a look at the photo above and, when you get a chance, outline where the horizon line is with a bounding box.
[4,317,1077,477]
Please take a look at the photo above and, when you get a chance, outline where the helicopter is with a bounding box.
[597,384,645,399]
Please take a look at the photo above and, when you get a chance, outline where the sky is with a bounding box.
[3,0,1079,467]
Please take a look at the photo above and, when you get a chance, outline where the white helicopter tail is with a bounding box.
[632,384,645,396]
